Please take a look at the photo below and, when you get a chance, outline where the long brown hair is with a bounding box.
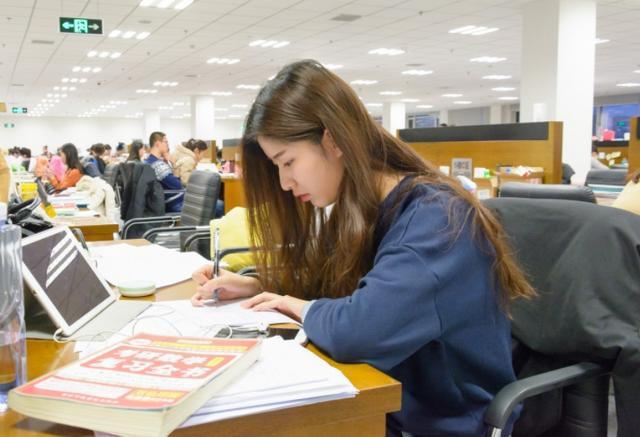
[241,60,535,309]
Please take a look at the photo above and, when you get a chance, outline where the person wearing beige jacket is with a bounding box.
[172,139,208,185]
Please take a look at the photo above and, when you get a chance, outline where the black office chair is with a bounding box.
[101,163,119,187]
[499,182,596,203]
[585,169,628,187]
[483,198,640,437]
[128,171,222,256]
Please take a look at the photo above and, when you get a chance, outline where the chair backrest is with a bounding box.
[499,182,596,203]
[484,198,640,436]
[101,163,119,187]
[115,161,165,223]
[180,171,221,226]
[585,169,628,186]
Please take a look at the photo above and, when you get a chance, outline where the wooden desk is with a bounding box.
[1,240,401,436]
[53,215,119,241]
[221,175,246,214]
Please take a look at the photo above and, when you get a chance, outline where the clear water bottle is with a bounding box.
[0,209,27,412]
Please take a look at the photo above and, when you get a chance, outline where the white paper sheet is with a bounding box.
[90,243,211,288]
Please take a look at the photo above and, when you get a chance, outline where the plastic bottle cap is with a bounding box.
[117,280,157,297]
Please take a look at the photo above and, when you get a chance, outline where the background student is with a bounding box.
[47,143,83,191]
[190,60,535,436]
[145,131,184,212]
[172,138,208,185]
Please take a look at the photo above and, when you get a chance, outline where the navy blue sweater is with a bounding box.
[303,180,516,436]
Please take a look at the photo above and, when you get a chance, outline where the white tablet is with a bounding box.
[21,226,117,337]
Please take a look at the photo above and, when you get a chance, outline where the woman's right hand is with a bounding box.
[190,266,262,307]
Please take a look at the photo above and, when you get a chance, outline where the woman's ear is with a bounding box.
[322,129,343,159]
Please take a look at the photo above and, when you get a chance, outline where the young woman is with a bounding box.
[47,143,83,191]
[190,60,535,436]
[126,140,145,162]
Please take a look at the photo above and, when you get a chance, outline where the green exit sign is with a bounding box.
[11,107,27,114]
[59,17,103,35]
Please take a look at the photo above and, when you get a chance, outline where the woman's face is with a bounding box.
[258,131,344,208]
[138,147,145,159]
[194,148,202,161]
[60,151,67,164]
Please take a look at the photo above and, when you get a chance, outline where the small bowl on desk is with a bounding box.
[117,280,157,297]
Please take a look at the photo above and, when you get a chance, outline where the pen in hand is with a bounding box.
[212,226,220,302]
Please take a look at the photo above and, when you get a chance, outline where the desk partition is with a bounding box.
[221,138,241,162]
[630,117,640,173]
[398,121,563,184]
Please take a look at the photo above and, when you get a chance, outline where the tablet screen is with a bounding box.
[22,227,113,327]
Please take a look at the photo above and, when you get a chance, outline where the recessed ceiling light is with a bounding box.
[109,30,122,38]
[174,0,194,10]
[211,91,232,96]
[482,75,511,80]
[401,69,433,76]
[87,50,98,57]
[492,87,515,91]
[617,82,640,87]
[365,103,383,107]
[136,32,150,40]
[236,84,260,90]
[380,91,402,95]
[401,98,420,102]
[454,100,472,105]
[232,104,248,108]
[442,93,462,98]
[122,31,137,39]
[350,79,378,85]
[449,25,499,36]
[207,57,240,65]
[498,96,518,101]
[99,51,109,58]
[368,48,405,56]
[249,40,289,48]
[156,0,175,8]
[323,64,343,70]
[470,56,506,63]
[416,105,434,109]
[595,38,609,44]
[110,52,122,59]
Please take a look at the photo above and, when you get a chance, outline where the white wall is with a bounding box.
[0,115,244,153]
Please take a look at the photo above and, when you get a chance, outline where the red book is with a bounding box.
[9,333,261,436]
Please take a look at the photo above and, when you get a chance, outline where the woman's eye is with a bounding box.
[283,159,294,168]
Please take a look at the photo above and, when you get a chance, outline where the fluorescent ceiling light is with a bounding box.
[492,87,515,91]
[482,75,511,80]
[136,32,150,40]
[324,64,343,70]
[498,96,518,101]
[211,91,232,96]
[174,0,194,10]
[416,105,433,109]
[109,30,122,38]
[122,31,136,39]
[595,38,609,44]
[249,40,289,48]
[232,104,248,108]
[368,48,405,56]
[366,103,383,107]
[442,93,462,98]
[207,57,240,65]
[214,108,228,112]
[87,50,98,57]
[237,84,260,90]
[92,67,101,73]
[401,98,420,102]
[470,56,506,63]
[454,101,472,105]
[72,66,81,72]
[156,0,175,8]
[350,79,378,85]
[139,0,155,6]
[82,67,91,72]
[402,69,432,76]
[229,114,243,118]
[110,52,122,59]
[449,25,499,36]
[617,82,640,87]
[380,91,401,95]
